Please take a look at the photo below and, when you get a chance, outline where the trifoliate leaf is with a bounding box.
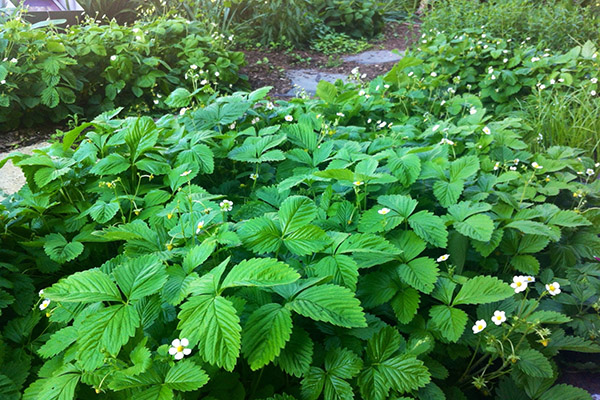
[242,303,293,370]
[454,214,494,242]
[396,257,439,294]
[164,360,209,391]
[43,233,84,264]
[433,179,464,207]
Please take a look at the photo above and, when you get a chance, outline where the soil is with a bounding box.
[557,351,600,394]
[239,21,421,96]
[0,124,62,154]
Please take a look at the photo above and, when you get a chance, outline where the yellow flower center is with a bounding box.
[177,346,184,352]
[477,325,483,330]
[167,213,173,220]
[497,316,502,320]
[549,285,555,291]
[516,282,522,287]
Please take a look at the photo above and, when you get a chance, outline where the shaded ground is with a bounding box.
[0,124,61,154]
[240,21,420,96]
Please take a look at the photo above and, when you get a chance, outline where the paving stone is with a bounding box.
[343,50,404,65]
[286,69,348,96]
[0,142,50,198]
[592,394,600,400]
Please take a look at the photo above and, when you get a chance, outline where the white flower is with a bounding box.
[110,55,117,61]
[437,254,449,262]
[251,117,260,124]
[229,122,236,130]
[180,170,192,177]
[430,72,438,77]
[10,58,17,63]
[196,220,205,234]
[153,99,159,105]
[190,64,198,70]
[0,80,5,84]
[200,79,208,85]
[408,71,414,77]
[135,36,142,41]
[493,162,500,171]
[483,126,491,135]
[220,199,233,212]
[358,90,366,96]
[509,166,517,171]
[550,79,555,84]
[531,162,543,169]
[524,276,535,283]
[587,169,595,176]
[592,78,598,84]
[503,58,508,63]
[384,84,390,89]
[179,108,187,116]
[378,208,391,215]
[215,71,220,77]
[440,138,455,146]
[492,310,507,326]
[169,338,191,360]
[531,57,540,62]
[250,173,259,180]
[378,121,387,129]
[591,90,597,96]
[472,319,487,334]
[545,282,561,296]
[353,181,364,186]
[511,276,528,293]
[39,299,51,311]
[284,115,293,122]
[432,124,440,132]
[39,289,44,297]
[596,162,600,168]
[469,107,477,115]
[336,112,345,117]
[351,67,359,75]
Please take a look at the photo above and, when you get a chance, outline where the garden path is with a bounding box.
[0,142,50,199]
[285,49,403,96]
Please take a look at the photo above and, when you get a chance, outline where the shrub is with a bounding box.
[0,15,247,131]
[422,0,600,52]
[310,32,372,54]
[1,60,600,399]
[315,0,385,39]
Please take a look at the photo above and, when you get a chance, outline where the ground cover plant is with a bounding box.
[1,32,600,397]
[0,14,247,131]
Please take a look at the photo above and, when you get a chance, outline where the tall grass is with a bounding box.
[517,88,600,159]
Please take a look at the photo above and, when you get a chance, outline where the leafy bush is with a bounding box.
[0,15,247,131]
[315,0,385,39]
[1,48,600,399]
[77,0,140,23]
[310,32,371,54]
[423,0,600,51]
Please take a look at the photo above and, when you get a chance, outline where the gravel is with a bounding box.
[0,142,50,198]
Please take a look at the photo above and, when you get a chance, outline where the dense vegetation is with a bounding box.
[1,0,599,399]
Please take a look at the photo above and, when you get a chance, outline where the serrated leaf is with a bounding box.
[275,326,314,377]
[429,305,468,342]
[178,295,241,371]
[408,211,448,248]
[242,303,293,370]
[454,214,494,242]
[506,220,556,239]
[388,153,421,187]
[526,310,571,324]
[396,257,439,294]
[38,326,77,358]
[517,235,550,254]
[433,179,464,207]
[542,384,590,400]
[238,216,282,254]
[515,349,553,378]
[284,225,332,256]
[90,153,130,175]
[113,255,167,300]
[289,284,366,328]
[88,200,119,223]
[182,242,216,273]
[311,255,358,290]
[510,255,540,275]
[43,233,84,264]
[279,196,317,234]
[45,268,121,303]
[164,360,209,391]
[221,258,300,289]
[453,276,513,305]
[548,210,591,228]
[390,287,420,324]
[450,155,480,181]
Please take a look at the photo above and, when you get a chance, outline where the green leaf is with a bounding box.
[182,242,216,273]
[45,268,121,303]
[548,210,592,227]
[378,356,431,394]
[316,80,338,102]
[301,367,326,400]
[90,153,130,176]
[165,88,192,108]
[541,384,591,400]
[408,211,448,248]
[178,295,241,371]
[453,276,513,305]
[390,287,420,324]
[88,200,119,223]
[39,366,81,400]
[506,220,556,239]
[275,326,313,377]
[113,255,168,300]
[38,326,77,358]
[450,155,480,181]
[164,360,209,391]
[526,310,571,324]
[396,257,439,294]
[454,214,494,242]
[242,303,293,370]
[289,284,367,328]
[311,255,358,290]
[367,326,404,363]
[284,225,332,256]
[78,305,140,370]
[325,348,362,379]
[510,255,540,275]
[433,179,464,207]
[221,258,300,289]
[377,195,418,219]
[517,235,550,254]
[429,305,468,342]
[515,349,553,378]
[388,153,421,187]
[43,233,84,264]
[238,216,282,254]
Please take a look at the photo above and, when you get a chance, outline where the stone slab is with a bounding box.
[343,50,404,65]
[286,70,348,96]
[0,142,50,198]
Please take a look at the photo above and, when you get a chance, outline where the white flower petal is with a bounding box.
[180,338,189,347]
[174,352,184,360]
[183,348,192,355]
[171,339,181,347]
[169,347,178,355]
